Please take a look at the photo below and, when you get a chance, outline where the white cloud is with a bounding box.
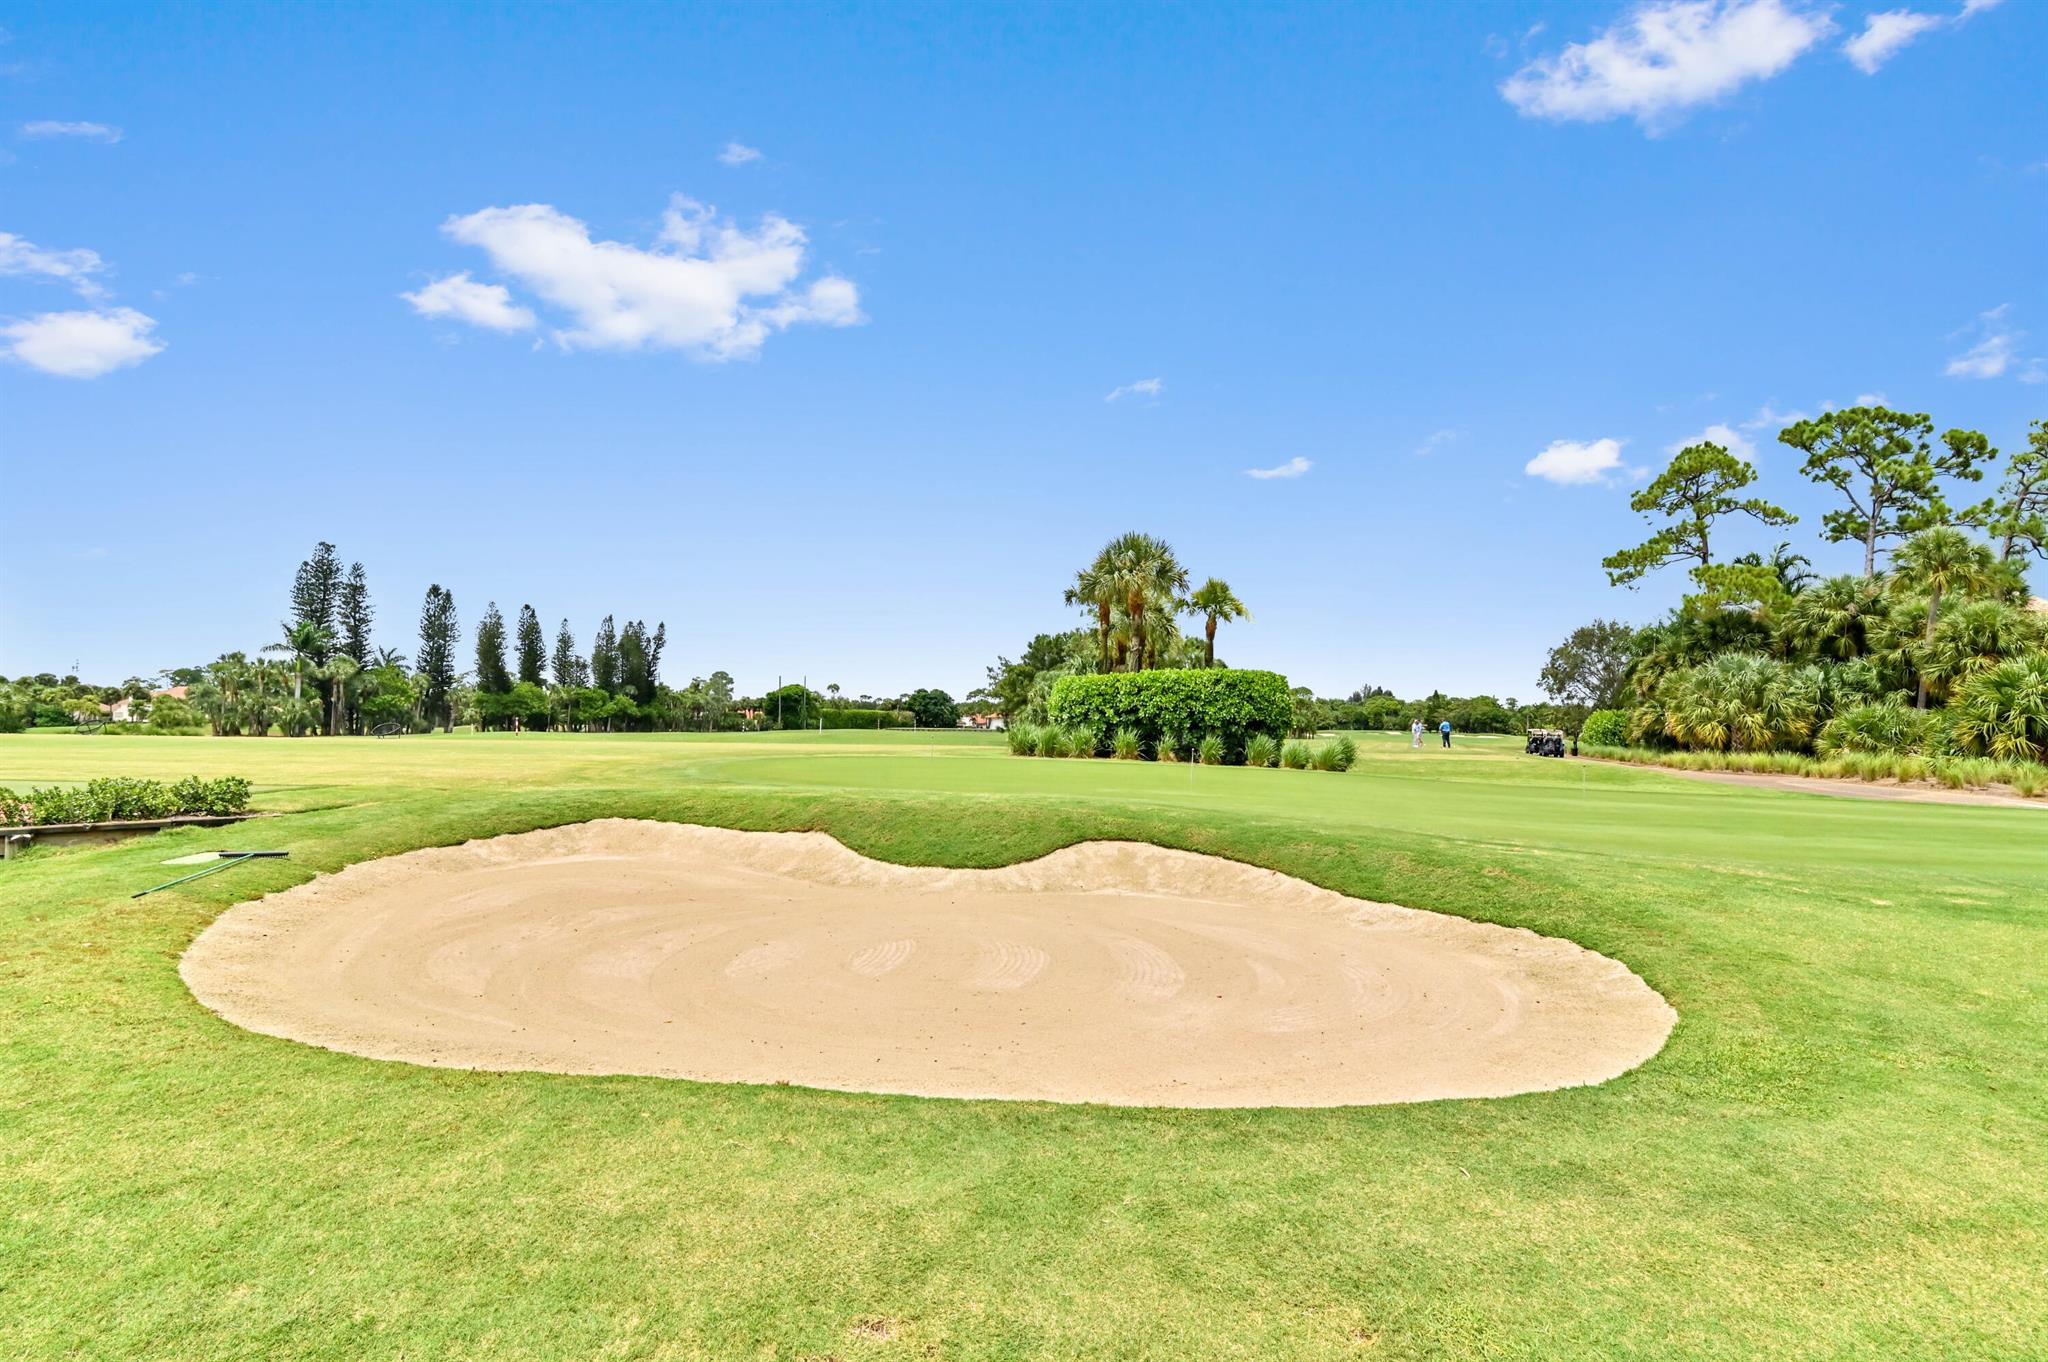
[1669,422,1756,461]
[401,271,537,332]
[19,120,122,143]
[1500,0,1832,131]
[1842,10,1946,72]
[1105,377,1164,403]
[1414,428,1461,456]
[1525,437,1628,485]
[1245,456,1312,480]
[419,195,863,360]
[0,230,109,299]
[1853,391,1888,406]
[1,306,162,377]
[718,141,763,166]
[1944,304,2030,380]
[1959,0,2005,16]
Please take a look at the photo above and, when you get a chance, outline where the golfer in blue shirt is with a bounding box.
[1439,720,1452,749]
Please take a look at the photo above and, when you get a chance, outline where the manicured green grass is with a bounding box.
[2,729,2043,1360]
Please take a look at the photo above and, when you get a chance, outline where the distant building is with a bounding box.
[957,712,1006,731]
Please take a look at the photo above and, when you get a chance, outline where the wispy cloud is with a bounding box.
[1841,0,2003,74]
[19,119,122,143]
[1525,438,1629,485]
[0,230,109,299]
[1842,10,1946,72]
[1,306,163,377]
[1413,428,1461,457]
[717,141,762,166]
[409,194,864,360]
[1104,377,1163,403]
[1500,0,1832,132]
[1944,304,2037,380]
[1245,456,1312,480]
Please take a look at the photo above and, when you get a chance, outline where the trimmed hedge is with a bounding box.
[0,775,252,827]
[817,708,915,730]
[1046,669,1291,763]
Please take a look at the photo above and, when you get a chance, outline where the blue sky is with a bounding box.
[3,1,2043,701]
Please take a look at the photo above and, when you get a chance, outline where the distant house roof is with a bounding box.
[2030,598,2048,615]
[151,685,189,699]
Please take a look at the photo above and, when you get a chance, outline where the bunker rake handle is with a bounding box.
[133,851,289,899]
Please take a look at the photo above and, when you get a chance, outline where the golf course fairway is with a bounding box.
[2,728,2042,1360]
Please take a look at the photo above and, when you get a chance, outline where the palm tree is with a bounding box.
[263,620,334,707]
[1891,527,1998,708]
[1187,578,1250,667]
[1919,599,2044,704]
[371,646,407,670]
[1778,575,1888,663]
[1101,532,1189,672]
[1064,557,1119,671]
[322,653,362,735]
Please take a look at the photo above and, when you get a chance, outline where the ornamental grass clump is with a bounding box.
[1245,733,1280,768]
[1197,734,1224,766]
[1112,727,1141,760]
[1281,740,1312,770]
[1007,722,1040,756]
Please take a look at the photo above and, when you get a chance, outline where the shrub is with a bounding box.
[1197,733,1224,765]
[1281,740,1312,770]
[1062,726,1097,758]
[1328,734,1357,771]
[1579,709,1629,748]
[819,708,915,730]
[1659,653,1822,753]
[1047,669,1291,764]
[1155,730,1184,763]
[1006,722,1040,755]
[1112,727,1141,760]
[1817,695,1933,758]
[1948,652,2048,764]
[1309,741,1341,771]
[1033,724,1064,758]
[0,774,252,826]
[1245,733,1280,768]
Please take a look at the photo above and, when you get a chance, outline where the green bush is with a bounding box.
[1816,695,1932,758]
[1156,730,1184,763]
[1007,722,1040,755]
[1328,734,1358,771]
[1579,709,1629,748]
[1948,652,2048,764]
[818,708,915,730]
[0,774,253,826]
[1033,725,1064,758]
[1047,669,1291,764]
[1112,727,1141,760]
[1197,733,1224,765]
[1245,733,1280,768]
[1061,726,1096,758]
[1281,740,1312,770]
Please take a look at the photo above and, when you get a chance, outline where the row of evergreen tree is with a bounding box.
[284,542,668,732]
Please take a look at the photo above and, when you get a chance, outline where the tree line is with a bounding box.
[1539,410,2048,765]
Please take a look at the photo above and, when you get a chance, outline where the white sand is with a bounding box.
[180,819,1675,1108]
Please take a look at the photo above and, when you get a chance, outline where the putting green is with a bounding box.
[2,729,2043,1360]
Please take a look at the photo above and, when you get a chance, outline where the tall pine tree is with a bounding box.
[515,605,546,686]
[474,603,512,695]
[551,619,586,688]
[416,585,459,732]
[338,562,373,663]
[590,615,620,695]
[290,542,342,640]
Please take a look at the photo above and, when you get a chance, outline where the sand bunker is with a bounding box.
[180,819,1674,1107]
